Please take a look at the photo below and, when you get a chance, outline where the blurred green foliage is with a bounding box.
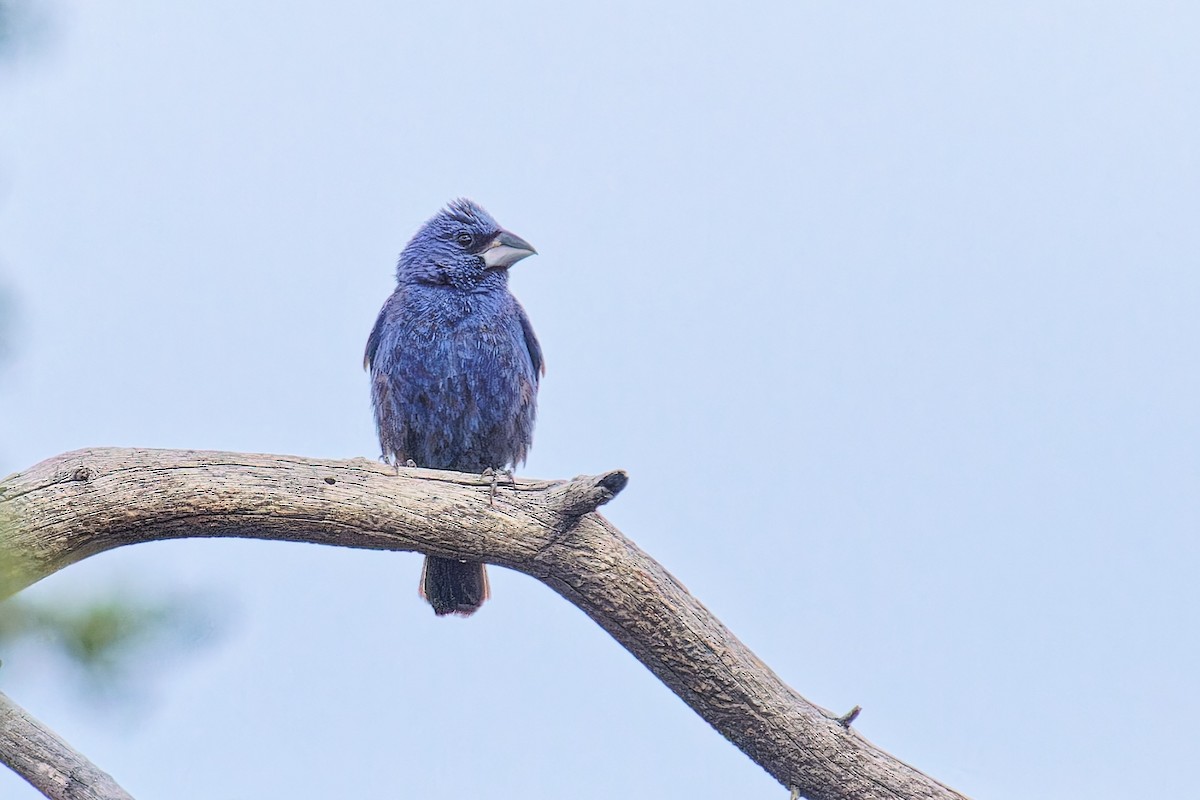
[0,287,220,696]
[0,1,11,49]
[0,0,22,55]
[0,0,48,61]
[0,3,223,699]
[0,591,220,695]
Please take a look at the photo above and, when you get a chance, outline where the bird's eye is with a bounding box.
[455,232,474,248]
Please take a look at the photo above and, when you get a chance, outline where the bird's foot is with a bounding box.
[481,467,515,506]
[388,458,416,476]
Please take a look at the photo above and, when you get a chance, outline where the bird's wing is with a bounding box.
[371,368,409,466]
[364,306,386,370]
[518,302,545,378]
[364,300,410,465]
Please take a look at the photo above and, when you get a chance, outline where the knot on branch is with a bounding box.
[545,470,628,518]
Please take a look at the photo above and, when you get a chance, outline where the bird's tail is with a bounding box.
[419,556,490,616]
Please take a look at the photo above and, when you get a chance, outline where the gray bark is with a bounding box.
[0,691,134,800]
[0,448,970,800]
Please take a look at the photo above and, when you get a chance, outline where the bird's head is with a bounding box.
[396,198,537,289]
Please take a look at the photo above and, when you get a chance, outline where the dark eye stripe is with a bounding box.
[456,230,498,255]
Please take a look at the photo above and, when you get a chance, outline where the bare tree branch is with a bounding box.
[0,690,134,800]
[0,448,970,800]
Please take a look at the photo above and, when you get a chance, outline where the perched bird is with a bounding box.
[364,199,543,616]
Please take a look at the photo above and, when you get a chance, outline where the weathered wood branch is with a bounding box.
[0,691,134,800]
[0,448,970,800]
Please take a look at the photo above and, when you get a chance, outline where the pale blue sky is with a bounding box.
[1,2,1198,798]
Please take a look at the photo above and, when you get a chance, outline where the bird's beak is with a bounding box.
[482,230,537,270]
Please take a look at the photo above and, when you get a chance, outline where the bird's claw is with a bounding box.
[481,467,514,506]
[388,457,417,476]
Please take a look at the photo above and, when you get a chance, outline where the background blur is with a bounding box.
[2,2,1198,798]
